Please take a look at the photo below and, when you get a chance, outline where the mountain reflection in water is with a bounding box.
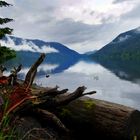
[2,52,140,110]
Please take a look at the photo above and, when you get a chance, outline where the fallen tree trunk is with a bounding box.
[53,97,140,140]
[28,83,140,140]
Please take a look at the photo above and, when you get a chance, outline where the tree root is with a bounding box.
[0,53,96,137]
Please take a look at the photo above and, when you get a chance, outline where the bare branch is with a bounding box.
[35,108,69,132]
[9,64,22,85]
[24,53,45,88]
[54,86,87,106]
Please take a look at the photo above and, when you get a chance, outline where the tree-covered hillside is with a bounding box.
[92,27,140,61]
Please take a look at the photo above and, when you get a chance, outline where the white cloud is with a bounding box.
[3,63,58,77]
[1,36,59,53]
[117,35,130,42]
[59,0,134,25]
[65,61,105,76]
[136,27,140,32]
[113,0,134,4]
[38,64,58,73]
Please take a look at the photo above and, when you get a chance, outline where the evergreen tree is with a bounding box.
[0,1,13,39]
[0,1,15,62]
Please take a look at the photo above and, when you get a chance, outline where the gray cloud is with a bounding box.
[0,0,140,53]
[43,18,122,49]
[121,2,140,19]
[90,11,95,16]
[113,0,133,4]
[1,1,113,45]
[44,18,99,44]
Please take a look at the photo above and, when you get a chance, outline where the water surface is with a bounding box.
[3,52,140,110]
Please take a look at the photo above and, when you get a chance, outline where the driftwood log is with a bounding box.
[0,53,140,140]
[54,97,140,140]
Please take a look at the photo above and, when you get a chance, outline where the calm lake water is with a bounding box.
[3,52,140,110]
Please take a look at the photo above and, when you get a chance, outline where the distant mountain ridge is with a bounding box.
[84,50,97,55]
[1,36,82,74]
[2,35,80,57]
[92,27,140,60]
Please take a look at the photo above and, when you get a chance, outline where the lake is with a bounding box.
[3,52,140,110]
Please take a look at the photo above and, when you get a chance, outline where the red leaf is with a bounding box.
[0,76,9,85]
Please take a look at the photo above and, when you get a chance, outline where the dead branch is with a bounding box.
[35,86,96,109]
[24,53,45,88]
[0,65,6,73]
[0,65,6,78]
[9,64,22,85]
[35,108,69,132]
[38,87,68,98]
[21,127,54,140]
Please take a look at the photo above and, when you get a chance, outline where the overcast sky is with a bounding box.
[0,0,140,53]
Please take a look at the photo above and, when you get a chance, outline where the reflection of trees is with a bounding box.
[96,59,140,83]
[3,51,80,76]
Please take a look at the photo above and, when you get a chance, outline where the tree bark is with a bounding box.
[24,53,45,88]
[53,97,140,140]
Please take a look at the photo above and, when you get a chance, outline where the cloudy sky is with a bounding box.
[0,0,140,53]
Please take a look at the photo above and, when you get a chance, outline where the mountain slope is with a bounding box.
[1,36,82,74]
[92,27,140,60]
[2,35,80,57]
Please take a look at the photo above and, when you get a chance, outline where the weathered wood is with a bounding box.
[24,53,45,88]
[12,84,140,140]
[54,86,96,106]
[35,108,69,132]
[53,97,140,140]
[32,86,96,109]
[9,64,22,85]
[24,84,140,140]
[0,65,6,77]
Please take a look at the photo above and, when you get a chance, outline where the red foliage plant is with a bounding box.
[0,76,9,86]
[0,80,35,121]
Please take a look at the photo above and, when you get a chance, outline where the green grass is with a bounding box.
[134,136,137,140]
[0,98,17,140]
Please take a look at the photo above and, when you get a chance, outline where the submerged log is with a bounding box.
[53,97,140,140]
